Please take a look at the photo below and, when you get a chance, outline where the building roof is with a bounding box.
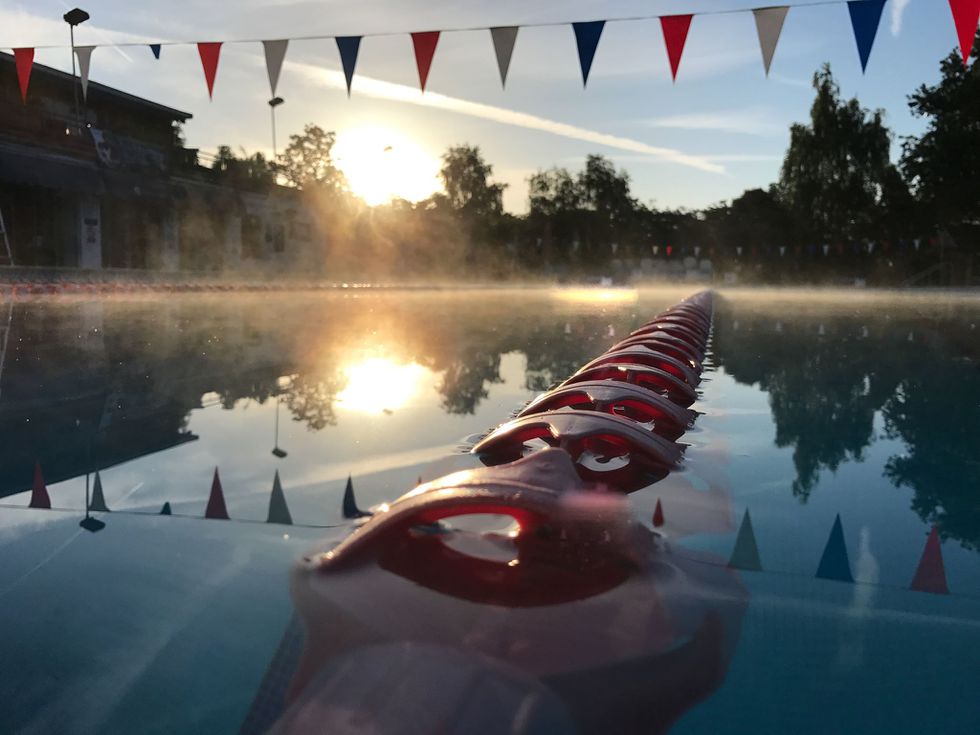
[0,50,192,122]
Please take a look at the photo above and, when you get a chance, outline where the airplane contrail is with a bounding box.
[288,60,726,175]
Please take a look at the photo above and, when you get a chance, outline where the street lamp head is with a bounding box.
[64,8,90,26]
[269,96,285,108]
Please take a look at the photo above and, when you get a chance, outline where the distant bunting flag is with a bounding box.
[197,41,222,99]
[948,0,980,64]
[411,31,440,92]
[75,46,95,101]
[660,15,693,81]
[336,36,362,96]
[572,21,604,87]
[13,47,33,103]
[149,44,161,59]
[490,26,519,88]
[753,6,789,76]
[262,39,288,97]
[848,0,886,72]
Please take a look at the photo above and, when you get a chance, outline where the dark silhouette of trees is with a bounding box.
[277,124,347,194]
[777,64,903,244]
[210,146,275,192]
[901,30,980,252]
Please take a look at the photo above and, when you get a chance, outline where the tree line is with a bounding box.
[209,32,980,284]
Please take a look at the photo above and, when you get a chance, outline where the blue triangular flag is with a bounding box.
[89,471,110,512]
[336,36,361,96]
[342,475,369,519]
[267,470,293,525]
[572,21,604,87]
[816,514,853,582]
[728,509,762,571]
[149,44,161,60]
[847,0,885,73]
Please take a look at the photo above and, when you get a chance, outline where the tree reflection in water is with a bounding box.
[711,294,980,550]
[5,291,976,552]
[0,293,628,497]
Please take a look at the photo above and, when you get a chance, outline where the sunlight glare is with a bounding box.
[552,288,639,305]
[333,126,441,205]
[336,358,428,414]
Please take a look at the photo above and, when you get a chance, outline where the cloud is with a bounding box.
[647,108,784,137]
[890,0,911,36]
[288,59,726,174]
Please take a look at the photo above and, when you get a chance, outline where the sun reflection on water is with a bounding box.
[335,357,429,414]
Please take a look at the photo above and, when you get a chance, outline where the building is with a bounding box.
[0,51,322,274]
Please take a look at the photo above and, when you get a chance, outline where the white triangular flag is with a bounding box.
[75,46,95,101]
[262,39,288,97]
[490,27,519,88]
[753,7,788,76]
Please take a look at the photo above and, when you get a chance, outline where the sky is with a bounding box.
[0,0,967,212]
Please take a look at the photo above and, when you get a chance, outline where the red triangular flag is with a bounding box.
[948,0,980,65]
[197,42,222,99]
[14,48,34,103]
[205,467,230,519]
[411,31,440,92]
[660,15,693,81]
[910,527,949,594]
[652,498,665,527]
[29,461,51,509]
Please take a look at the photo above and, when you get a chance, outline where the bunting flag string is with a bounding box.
[490,26,519,88]
[3,0,978,102]
[262,39,288,97]
[336,36,361,96]
[572,21,604,87]
[848,0,886,72]
[75,45,94,101]
[660,15,693,81]
[753,6,789,76]
[197,41,222,99]
[411,31,440,92]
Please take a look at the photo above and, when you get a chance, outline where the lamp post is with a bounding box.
[63,8,89,137]
[269,96,284,182]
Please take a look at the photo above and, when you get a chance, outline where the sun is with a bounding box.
[336,358,429,414]
[333,126,441,206]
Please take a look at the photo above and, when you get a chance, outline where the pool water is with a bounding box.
[0,288,978,733]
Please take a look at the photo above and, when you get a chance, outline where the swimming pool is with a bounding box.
[1,288,978,733]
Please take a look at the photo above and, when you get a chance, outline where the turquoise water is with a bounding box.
[0,288,978,733]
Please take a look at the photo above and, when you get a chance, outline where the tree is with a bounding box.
[901,30,980,249]
[777,64,897,243]
[211,145,274,191]
[278,124,347,193]
[577,154,637,261]
[439,145,506,221]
